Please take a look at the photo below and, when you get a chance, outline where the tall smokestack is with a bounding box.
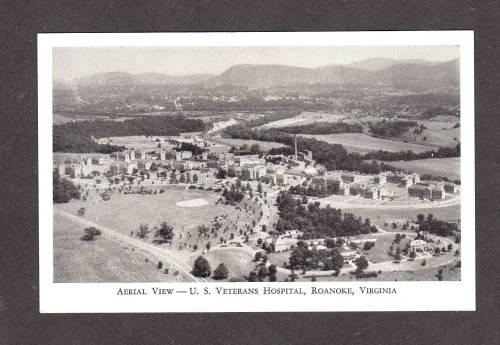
[294,134,298,160]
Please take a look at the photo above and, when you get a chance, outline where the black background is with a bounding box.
[1,1,499,344]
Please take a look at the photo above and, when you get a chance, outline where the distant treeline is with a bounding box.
[275,192,377,239]
[275,122,362,135]
[180,99,329,113]
[53,116,206,153]
[225,125,396,173]
[368,120,418,137]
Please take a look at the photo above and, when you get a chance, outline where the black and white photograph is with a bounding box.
[38,32,475,312]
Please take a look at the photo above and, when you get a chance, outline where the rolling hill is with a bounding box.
[70,58,459,91]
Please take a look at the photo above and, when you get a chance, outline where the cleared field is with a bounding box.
[213,138,289,151]
[97,135,164,150]
[381,157,460,180]
[341,204,460,222]
[54,213,187,282]
[416,128,460,147]
[299,133,438,154]
[197,248,256,281]
[259,112,347,129]
[316,263,461,281]
[360,235,412,264]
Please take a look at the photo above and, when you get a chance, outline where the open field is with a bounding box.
[199,247,256,281]
[341,204,460,222]
[258,112,347,129]
[299,133,438,154]
[380,157,460,180]
[97,135,166,150]
[315,263,461,281]
[55,186,258,248]
[212,137,289,151]
[54,213,187,282]
[414,128,460,147]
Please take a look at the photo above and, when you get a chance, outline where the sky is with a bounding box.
[53,46,459,81]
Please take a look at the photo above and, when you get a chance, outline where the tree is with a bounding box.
[257,265,269,279]
[77,207,86,216]
[216,168,227,179]
[155,222,174,243]
[250,143,261,154]
[193,174,198,183]
[268,264,277,275]
[247,271,258,282]
[137,224,150,238]
[213,263,229,280]
[157,261,163,269]
[254,251,266,262]
[81,227,102,241]
[331,248,344,271]
[179,174,186,183]
[192,256,211,277]
[53,171,80,203]
[355,256,369,272]
[395,247,402,261]
[257,183,263,194]
[269,273,277,282]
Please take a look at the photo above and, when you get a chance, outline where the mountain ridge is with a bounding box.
[65,58,459,91]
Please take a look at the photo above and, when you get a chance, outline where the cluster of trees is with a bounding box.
[221,185,245,205]
[288,241,344,272]
[416,213,459,237]
[53,171,81,203]
[153,222,175,244]
[191,256,229,280]
[277,122,363,135]
[275,192,377,239]
[178,142,206,155]
[53,115,205,153]
[368,120,418,137]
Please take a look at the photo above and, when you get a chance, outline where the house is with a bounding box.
[340,249,358,263]
[409,239,428,251]
[431,186,445,200]
[283,230,303,239]
[374,172,387,185]
[408,184,432,199]
[110,162,128,175]
[444,183,457,193]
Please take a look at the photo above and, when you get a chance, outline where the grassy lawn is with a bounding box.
[316,263,461,281]
[299,133,437,154]
[358,235,413,264]
[54,213,188,282]
[341,204,460,222]
[212,138,289,151]
[197,248,256,281]
[258,111,347,129]
[380,157,460,180]
[55,186,261,269]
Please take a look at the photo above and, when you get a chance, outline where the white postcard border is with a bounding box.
[38,31,475,313]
